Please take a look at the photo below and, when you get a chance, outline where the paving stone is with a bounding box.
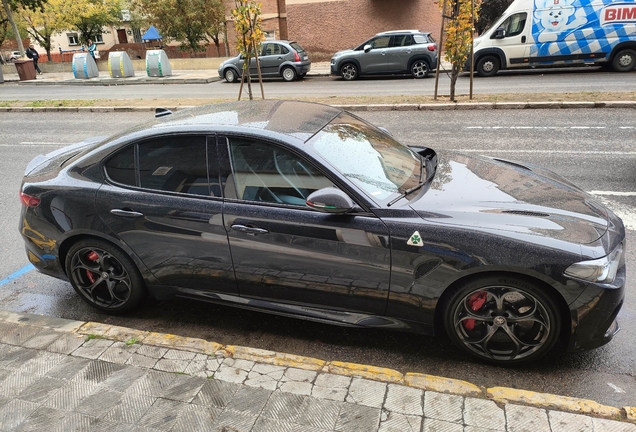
[126,369,178,397]
[505,404,549,432]
[17,350,66,376]
[44,380,99,411]
[153,357,190,373]
[214,359,251,384]
[99,341,140,364]
[298,397,342,430]
[164,349,197,361]
[45,355,91,380]
[46,333,85,355]
[423,418,464,432]
[100,392,156,425]
[75,389,124,416]
[383,384,424,416]
[192,378,240,408]
[72,338,114,359]
[158,374,205,402]
[0,323,39,346]
[100,364,148,392]
[183,354,219,377]
[137,398,188,431]
[212,408,257,432]
[313,373,352,401]
[251,416,298,431]
[262,391,306,422]
[126,352,160,369]
[13,405,70,431]
[548,410,593,432]
[22,329,64,349]
[73,359,126,384]
[464,397,506,430]
[225,385,272,415]
[15,376,66,403]
[279,380,314,395]
[379,411,423,432]
[0,346,39,369]
[424,391,463,423]
[283,367,318,383]
[591,417,636,432]
[245,363,286,390]
[335,402,382,432]
[0,370,40,396]
[346,378,387,408]
[170,403,223,432]
[0,398,40,430]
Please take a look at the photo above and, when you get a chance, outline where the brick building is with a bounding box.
[224,0,442,60]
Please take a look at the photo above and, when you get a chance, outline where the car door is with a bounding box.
[359,35,391,74]
[492,12,531,66]
[219,136,392,316]
[95,134,237,296]
[260,43,288,76]
[385,34,413,72]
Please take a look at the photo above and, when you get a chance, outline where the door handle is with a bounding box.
[521,36,526,43]
[381,51,387,55]
[231,224,269,235]
[110,209,144,218]
[406,49,412,54]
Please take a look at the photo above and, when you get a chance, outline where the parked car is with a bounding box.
[330,30,438,80]
[19,100,625,365]
[218,40,311,83]
[9,51,22,62]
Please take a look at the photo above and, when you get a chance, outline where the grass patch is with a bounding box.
[85,334,106,342]
[125,337,140,346]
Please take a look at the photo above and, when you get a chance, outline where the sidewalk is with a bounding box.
[0,310,634,431]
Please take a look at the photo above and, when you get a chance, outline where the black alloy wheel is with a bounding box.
[340,63,358,81]
[411,60,430,78]
[444,276,561,364]
[66,239,145,314]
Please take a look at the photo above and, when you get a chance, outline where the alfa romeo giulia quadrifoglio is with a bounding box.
[19,100,626,364]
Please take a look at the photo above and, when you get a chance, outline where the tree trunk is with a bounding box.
[450,64,460,102]
[2,0,25,55]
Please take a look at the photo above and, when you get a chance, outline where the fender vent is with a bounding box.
[414,259,442,280]
[502,210,550,217]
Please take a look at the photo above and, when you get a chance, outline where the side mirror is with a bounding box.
[493,27,506,39]
[364,44,372,53]
[306,188,355,214]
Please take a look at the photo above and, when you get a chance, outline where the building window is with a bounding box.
[95,35,104,44]
[67,33,79,46]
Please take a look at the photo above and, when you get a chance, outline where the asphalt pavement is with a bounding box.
[2,62,636,431]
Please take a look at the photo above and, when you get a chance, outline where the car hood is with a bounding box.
[410,151,608,244]
[332,48,355,58]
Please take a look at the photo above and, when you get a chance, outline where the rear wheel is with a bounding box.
[66,239,146,314]
[612,49,636,72]
[281,66,297,82]
[340,63,358,81]
[411,60,430,78]
[476,55,500,77]
[443,275,561,365]
[224,68,238,83]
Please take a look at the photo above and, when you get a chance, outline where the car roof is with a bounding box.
[376,30,429,36]
[150,100,343,142]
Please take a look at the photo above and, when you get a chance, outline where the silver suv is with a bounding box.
[218,40,311,83]
[330,30,437,80]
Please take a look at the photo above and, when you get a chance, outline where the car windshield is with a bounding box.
[310,113,422,206]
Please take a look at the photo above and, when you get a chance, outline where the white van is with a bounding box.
[470,0,636,76]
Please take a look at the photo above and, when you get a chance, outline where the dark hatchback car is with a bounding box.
[218,40,311,83]
[19,100,625,365]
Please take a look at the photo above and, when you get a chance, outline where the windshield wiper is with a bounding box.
[387,156,428,207]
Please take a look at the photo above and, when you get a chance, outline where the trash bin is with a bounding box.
[14,59,37,81]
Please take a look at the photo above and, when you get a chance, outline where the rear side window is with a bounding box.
[413,34,431,44]
[393,35,414,47]
[104,136,220,197]
[290,42,305,53]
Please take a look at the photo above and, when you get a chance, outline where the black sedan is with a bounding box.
[19,100,625,365]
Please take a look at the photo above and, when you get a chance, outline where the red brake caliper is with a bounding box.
[86,251,99,283]
[463,291,488,331]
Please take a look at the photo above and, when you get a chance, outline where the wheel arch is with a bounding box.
[408,55,433,70]
[472,48,507,70]
[433,270,572,342]
[338,59,361,74]
[608,42,636,62]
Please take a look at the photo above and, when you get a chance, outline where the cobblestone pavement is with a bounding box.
[0,311,634,431]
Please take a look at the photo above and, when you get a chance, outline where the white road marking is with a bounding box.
[465,126,610,129]
[607,382,626,393]
[589,191,636,196]
[450,150,636,155]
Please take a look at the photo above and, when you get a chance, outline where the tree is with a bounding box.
[131,0,225,53]
[1,0,46,55]
[476,0,512,34]
[438,0,482,101]
[232,0,264,100]
[65,0,122,45]
[19,0,71,61]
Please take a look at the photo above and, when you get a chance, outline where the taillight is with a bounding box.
[428,44,437,52]
[19,191,40,207]
[294,50,301,62]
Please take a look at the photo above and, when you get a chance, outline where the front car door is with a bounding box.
[359,35,391,74]
[219,136,392,317]
[492,12,531,67]
[95,134,237,296]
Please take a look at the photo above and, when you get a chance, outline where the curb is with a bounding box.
[0,101,635,113]
[1,311,631,423]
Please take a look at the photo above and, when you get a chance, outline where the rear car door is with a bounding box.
[95,134,237,296]
[385,34,413,72]
[219,136,392,316]
[260,43,287,76]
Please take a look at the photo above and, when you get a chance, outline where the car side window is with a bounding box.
[105,136,221,197]
[501,12,527,37]
[370,36,391,49]
[413,34,429,44]
[392,35,413,47]
[226,138,336,206]
[265,44,285,56]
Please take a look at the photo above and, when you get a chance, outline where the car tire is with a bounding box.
[611,49,636,72]
[476,55,500,77]
[224,68,238,83]
[443,275,561,365]
[411,60,430,78]
[340,63,358,81]
[66,239,146,314]
[281,66,297,82]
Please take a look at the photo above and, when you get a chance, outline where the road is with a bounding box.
[1,109,635,409]
[0,68,635,101]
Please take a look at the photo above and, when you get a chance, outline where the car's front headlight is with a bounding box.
[564,243,623,283]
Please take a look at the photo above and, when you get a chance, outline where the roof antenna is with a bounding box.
[155,108,173,118]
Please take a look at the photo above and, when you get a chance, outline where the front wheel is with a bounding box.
[612,49,636,72]
[224,68,238,83]
[476,55,500,77]
[443,275,561,365]
[411,60,430,78]
[281,66,297,82]
[340,63,358,81]
[66,239,146,314]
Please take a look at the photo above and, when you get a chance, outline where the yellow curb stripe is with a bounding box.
[142,332,223,354]
[324,361,403,383]
[225,345,326,371]
[102,325,150,343]
[625,406,636,421]
[405,373,482,397]
[488,387,622,417]
[75,321,113,336]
